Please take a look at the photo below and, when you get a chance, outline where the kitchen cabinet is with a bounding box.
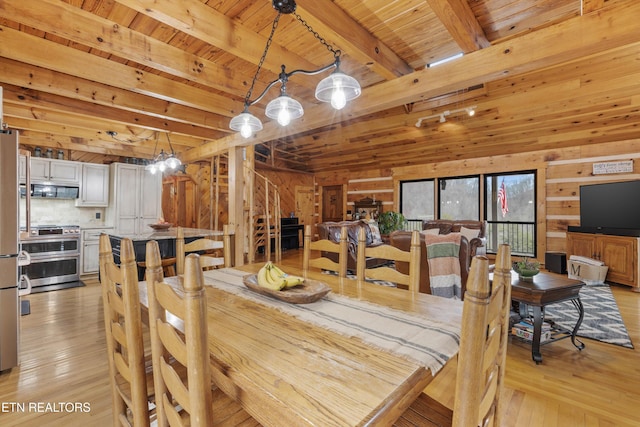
[20,157,80,185]
[566,232,639,288]
[106,163,162,235]
[76,163,109,207]
[81,227,112,275]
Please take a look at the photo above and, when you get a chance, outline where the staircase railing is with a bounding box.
[245,166,281,263]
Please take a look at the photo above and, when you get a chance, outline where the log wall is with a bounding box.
[315,139,640,262]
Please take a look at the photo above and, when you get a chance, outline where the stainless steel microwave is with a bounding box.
[19,184,79,199]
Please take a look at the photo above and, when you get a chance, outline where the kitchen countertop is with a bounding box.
[108,227,224,241]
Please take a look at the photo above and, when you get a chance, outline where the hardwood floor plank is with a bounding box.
[0,251,638,426]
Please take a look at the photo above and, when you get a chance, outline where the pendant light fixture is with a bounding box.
[145,132,182,174]
[229,0,361,138]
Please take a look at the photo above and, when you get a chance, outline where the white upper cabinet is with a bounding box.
[76,163,110,207]
[25,158,81,185]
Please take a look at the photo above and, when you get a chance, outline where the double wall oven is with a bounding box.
[19,225,81,289]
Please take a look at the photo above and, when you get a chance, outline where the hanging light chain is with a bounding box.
[244,13,282,106]
[293,12,340,59]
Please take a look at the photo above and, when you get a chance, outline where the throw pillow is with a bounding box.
[460,226,479,242]
[363,220,384,244]
[420,228,440,236]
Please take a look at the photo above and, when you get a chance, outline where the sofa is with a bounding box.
[390,220,487,297]
[316,220,389,272]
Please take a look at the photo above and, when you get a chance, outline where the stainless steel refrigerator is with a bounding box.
[0,129,19,371]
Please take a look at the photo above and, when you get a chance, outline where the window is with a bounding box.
[400,179,434,230]
[484,172,536,257]
[438,176,479,220]
[401,172,537,256]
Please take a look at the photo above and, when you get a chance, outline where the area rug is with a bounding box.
[543,284,633,349]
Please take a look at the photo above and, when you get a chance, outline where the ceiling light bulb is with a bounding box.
[158,161,166,172]
[330,81,347,110]
[240,122,253,138]
[278,102,291,126]
[146,163,157,174]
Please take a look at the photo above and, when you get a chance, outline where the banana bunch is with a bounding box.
[257,261,305,291]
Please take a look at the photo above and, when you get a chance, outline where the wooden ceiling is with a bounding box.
[1,0,639,173]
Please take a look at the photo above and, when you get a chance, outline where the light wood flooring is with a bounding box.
[1,249,639,426]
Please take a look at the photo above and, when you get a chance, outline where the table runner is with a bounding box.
[202,268,461,374]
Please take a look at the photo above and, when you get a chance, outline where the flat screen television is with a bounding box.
[578,180,640,233]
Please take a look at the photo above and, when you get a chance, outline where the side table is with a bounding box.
[509,271,585,364]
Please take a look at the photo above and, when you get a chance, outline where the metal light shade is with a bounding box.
[315,71,361,110]
[230,111,263,138]
[265,95,304,126]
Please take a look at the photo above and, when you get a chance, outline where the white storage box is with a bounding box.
[567,260,608,285]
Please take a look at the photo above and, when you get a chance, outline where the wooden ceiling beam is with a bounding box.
[4,104,205,150]
[296,0,414,79]
[1,84,226,141]
[0,57,230,132]
[181,0,640,162]
[425,0,491,52]
[116,0,321,86]
[0,24,234,116]
[18,130,153,157]
[0,0,253,99]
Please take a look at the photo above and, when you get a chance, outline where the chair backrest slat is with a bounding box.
[146,240,213,427]
[452,244,511,427]
[302,225,348,278]
[99,234,150,427]
[176,226,231,275]
[356,227,421,292]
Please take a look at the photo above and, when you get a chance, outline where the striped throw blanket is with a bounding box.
[425,233,462,299]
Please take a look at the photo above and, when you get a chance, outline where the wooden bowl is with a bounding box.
[149,223,172,230]
[242,274,331,304]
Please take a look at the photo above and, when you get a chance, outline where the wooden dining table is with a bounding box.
[140,263,463,426]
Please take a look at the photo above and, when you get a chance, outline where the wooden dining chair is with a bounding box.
[145,240,260,427]
[175,225,232,275]
[394,244,512,427]
[356,227,421,292]
[99,234,153,427]
[302,224,348,278]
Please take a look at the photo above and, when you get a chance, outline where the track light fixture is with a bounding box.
[229,0,361,138]
[415,105,477,127]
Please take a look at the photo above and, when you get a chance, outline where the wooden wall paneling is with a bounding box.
[315,140,640,263]
[258,169,315,218]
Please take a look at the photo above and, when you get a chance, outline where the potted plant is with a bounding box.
[513,257,540,280]
[376,211,406,235]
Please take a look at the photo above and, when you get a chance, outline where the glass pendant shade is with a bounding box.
[265,95,304,126]
[165,156,181,169]
[229,111,263,138]
[315,71,361,110]
[145,163,158,174]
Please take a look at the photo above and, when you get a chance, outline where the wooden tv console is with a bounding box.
[566,231,640,292]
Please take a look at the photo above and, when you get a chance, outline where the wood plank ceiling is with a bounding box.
[1,0,639,173]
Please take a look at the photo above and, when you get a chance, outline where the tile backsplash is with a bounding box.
[20,198,106,227]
